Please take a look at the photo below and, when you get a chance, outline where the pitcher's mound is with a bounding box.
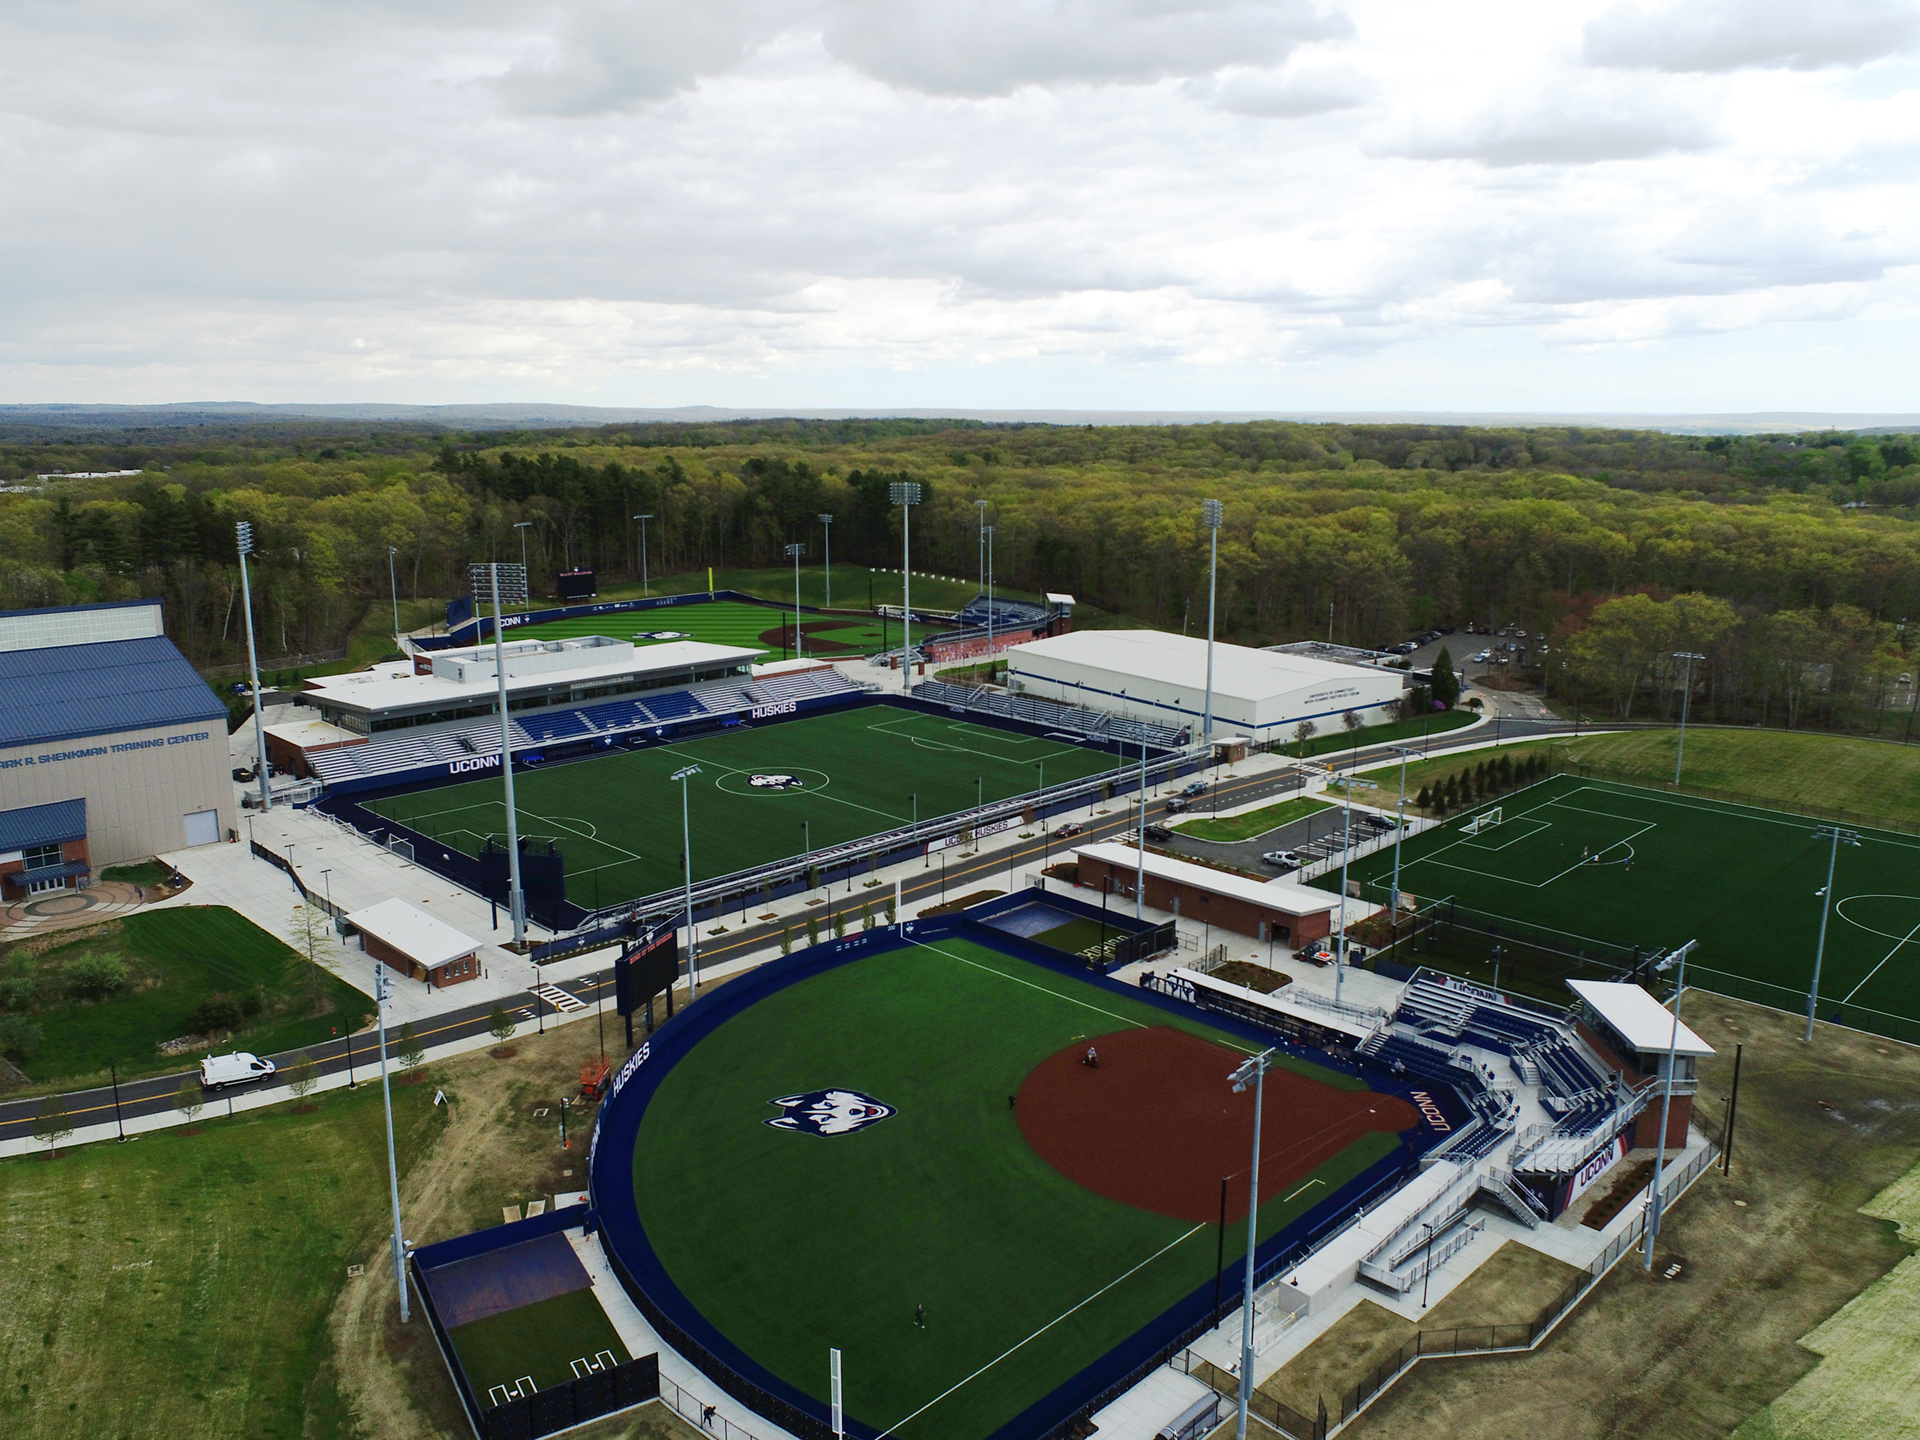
[1016,1026,1417,1223]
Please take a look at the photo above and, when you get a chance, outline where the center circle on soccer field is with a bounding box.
[712,765,833,796]
[1834,893,1920,944]
[592,937,1435,1440]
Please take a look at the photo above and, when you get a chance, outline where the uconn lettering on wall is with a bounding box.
[448,754,502,775]
[1408,1089,1452,1132]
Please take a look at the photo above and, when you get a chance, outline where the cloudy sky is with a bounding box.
[3,0,1918,411]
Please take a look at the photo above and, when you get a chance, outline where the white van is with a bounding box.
[200,1052,276,1089]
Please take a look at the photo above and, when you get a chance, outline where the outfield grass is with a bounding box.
[631,937,1392,1440]
[1330,774,1920,1029]
[0,907,371,1086]
[1175,796,1330,844]
[366,705,1123,907]
[592,566,1033,616]
[448,1288,629,1400]
[499,597,941,657]
[0,1081,444,1440]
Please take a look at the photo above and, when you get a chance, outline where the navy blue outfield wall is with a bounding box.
[586,919,1463,1440]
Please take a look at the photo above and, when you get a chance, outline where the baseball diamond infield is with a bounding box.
[589,924,1461,1440]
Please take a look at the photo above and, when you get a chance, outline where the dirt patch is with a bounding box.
[755,619,870,655]
[1214,960,1292,995]
[1016,1025,1418,1222]
[1337,996,1920,1440]
[1578,1159,1656,1230]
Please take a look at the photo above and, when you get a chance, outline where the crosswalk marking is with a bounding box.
[532,983,587,1013]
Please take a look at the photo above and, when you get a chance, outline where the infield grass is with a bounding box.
[1329,774,1920,1030]
[364,705,1122,907]
[631,937,1397,1440]
[495,598,939,657]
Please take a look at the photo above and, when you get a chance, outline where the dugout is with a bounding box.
[347,897,483,989]
[1567,980,1713,1149]
[1073,841,1341,946]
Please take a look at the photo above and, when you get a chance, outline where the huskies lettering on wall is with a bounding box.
[765,1089,895,1135]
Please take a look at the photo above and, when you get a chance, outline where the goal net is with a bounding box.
[1461,807,1503,835]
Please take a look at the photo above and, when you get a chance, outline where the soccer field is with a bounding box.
[497,598,939,657]
[604,937,1405,1440]
[362,704,1122,907]
[1336,775,1920,1030]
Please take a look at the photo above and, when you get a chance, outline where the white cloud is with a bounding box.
[1584,0,1920,74]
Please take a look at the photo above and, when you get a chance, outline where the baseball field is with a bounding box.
[1332,774,1920,1032]
[361,705,1123,907]
[605,935,1424,1440]
[495,598,939,657]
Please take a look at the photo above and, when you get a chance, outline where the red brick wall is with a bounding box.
[1077,855,1332,946]
[1632,1093,1694,1150]
[364,933,479,987]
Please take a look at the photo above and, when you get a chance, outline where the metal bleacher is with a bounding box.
[909,679,1186,748]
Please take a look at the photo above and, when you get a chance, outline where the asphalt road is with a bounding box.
[1,710,1580,1146]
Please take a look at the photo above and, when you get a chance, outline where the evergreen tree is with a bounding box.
[1430,647,1460,708]
[1415,784,1431,809]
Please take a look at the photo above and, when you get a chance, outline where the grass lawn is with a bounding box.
[0,1080,444,1440]
[496,597,940,657]
[592,566,1034,616]
[629,937,1391,1440]
[1175,796,1330,844]
[97,859,174,887]
[1357,727,1920,829]
[365,704,1122,907]
[0,907,371,1087]
[1328,774,1920,1032]
[448,1287,629,1400]
[1282,709,1479,764]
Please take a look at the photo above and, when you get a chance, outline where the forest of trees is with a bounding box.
[1,415,1917,735]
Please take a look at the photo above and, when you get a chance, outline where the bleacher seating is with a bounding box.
[1461,1004,1562,1054]
[1361,1032,1459,1081]
[636,690,708,724]
[908,679,1186,748]
[1396,980,1474,1038]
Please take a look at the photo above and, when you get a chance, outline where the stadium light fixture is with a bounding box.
[1672,652,1706,785]
[374,962,411,1322]
[235,521,272,814]
[482,564,528,945]
[1201,500,1223,747]
[1228,1048,1275,1440]
[1643,939,1697,1271]
[1388,745,1422,915]
[984,524,996,654]
[786,542,807,659]
[387,545,402,641]
[633,514,653,597]
[818,514,834,606]
[1136,740,1148,921]
[976,498,988,606]
[1805,827,1861,1042]
[673,766,702,1002]
[513,521,534,611]
[891,481,922,694]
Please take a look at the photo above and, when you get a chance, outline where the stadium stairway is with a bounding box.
[1397,979,1475,1038]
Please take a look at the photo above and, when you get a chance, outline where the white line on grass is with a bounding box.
[877,1221,1207,1439]
[1283,1179,1325,1204]
[1842,915,1920,1005]
[656,744,908,826]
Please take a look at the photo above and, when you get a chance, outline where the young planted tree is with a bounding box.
[286,1050,319,1107]
[33,1094,73,1157]
[398,1022,425,1074]
[1342,709,1365,764]
[806,914,820,947]
[860,900,873,931]
[1293,719,1318,757]
[488,1005,517,1046]
[780,926,793,956]
[174,1077,205,1127]
[831,910,846,939]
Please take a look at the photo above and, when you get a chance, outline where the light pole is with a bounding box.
[1672,651,1705,785]
[673,765,702,1004]
[818,513,834,607]
[985,524,996,656]
[633,514,653,596]
[1644,939,1697,1270]
[786,542,806,659]
[1805,826,1861,1041]
[387,545,402,640]
[1389,745,1420,916]
[892,482,922,694]
[375,962,409,1321]
[976,498,988,604]
[1335,796,1353,1004]
[485,564,529,945]
[514,521,534,611]
[1201,500,1223,748]
[1136,741,1148,921]
[235,522,271,813]
[1228,1049,1274,1440]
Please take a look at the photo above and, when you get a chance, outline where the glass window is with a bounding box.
[22,844,61,871]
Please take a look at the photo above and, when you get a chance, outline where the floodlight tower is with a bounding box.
[1672,651,1705,785]
[1389,745,1421,915]
[673,765,702,1003]
[633,514,653,596]
[976,498,988,601]
[984,524,996,654]
[482,563,529,945]
[892,481,922,694]
[235,522,272,814]
[375,961,409,1321]
[1228,1049,1275,1440]
[818,513,834,607]
[387,545,402,640]
[786,542,807,659]
[1643,939,1697,1270]
[1805,826,1861,1041]
[1201,500,1223,747]
[514,520,534,610]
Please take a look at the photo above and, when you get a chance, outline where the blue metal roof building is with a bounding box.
[0,797,86,850]
[0,636,228,750]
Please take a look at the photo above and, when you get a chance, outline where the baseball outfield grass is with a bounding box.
[490,598,940,657]
[364,705,1123,907]
[628,938,1398,1440]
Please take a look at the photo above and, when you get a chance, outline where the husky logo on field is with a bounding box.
[748,773,804,789]
[765,1089,895,1136]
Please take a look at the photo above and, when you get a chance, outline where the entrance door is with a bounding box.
[183,809,220,847]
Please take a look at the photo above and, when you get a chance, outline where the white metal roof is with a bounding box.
[302,639,759,715]
[1010,629,1393,705]
[1567,980,1715,1057]
[345,897,482,970]
[1076,841,1340,916]
[1169,966,1379,1042]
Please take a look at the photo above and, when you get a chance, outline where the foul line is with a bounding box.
[877,1221,1207,1438]
[1283,1179,1325,1204]
[1842,915,1920,1005]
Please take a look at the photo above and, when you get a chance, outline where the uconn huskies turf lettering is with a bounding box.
[765,1089,895,1135]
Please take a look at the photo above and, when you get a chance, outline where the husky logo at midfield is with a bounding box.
[765,1089,895,1136]
[748,773,804,789]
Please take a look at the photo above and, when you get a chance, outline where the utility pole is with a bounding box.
[1644,940,1697,1270]
[818,513,834,607]
[892,482,922,695]
[376,963,409,1321]
[235,521,271,813]
[1672,651,1705,785]
[1805,826,1861,1041]
[1202,499,1223,748]
[387,545,402,640]
[633,514,653,597]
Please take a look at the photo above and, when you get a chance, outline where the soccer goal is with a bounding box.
[1461,807,1503,835]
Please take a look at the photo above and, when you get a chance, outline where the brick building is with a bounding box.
[1072,841,1344,948]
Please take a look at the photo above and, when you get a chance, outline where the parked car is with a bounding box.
[1053,821,1083,839]
[200,1052,276,1089]
[1163,796,1191,813]
[1473,649,1492,663]
[1260,849,1301,868]
[1303,948,1335,967]
[1144,823,1174,842]
[1361,814,1396,831]
[1181,781,1209,797]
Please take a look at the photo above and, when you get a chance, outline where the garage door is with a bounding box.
[183,809,220,847]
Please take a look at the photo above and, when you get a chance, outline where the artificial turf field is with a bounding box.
[447,1289,630,1401]
[362,704,1121,907]
[1333,774,1920,1029]
[499,598,939,657]
[623,937,1403,1440]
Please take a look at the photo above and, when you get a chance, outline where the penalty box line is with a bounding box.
[877,1220,1208,1439]
[1842,914,1920,1005]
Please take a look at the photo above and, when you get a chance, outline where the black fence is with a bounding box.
[478,1356,659,1440]
[1553,757,1920,837]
